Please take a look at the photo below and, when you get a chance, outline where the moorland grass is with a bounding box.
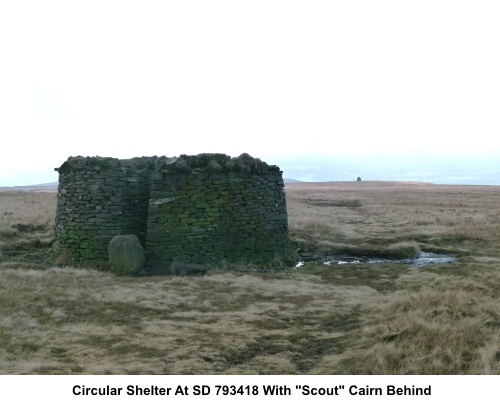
[0,192,55,269]
[0,182,499,374]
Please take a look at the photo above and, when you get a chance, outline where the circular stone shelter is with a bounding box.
[54,153,295,273]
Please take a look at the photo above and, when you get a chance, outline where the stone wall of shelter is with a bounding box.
[54,156,156,262]
[54,153,295,271]
[146,153,293,271]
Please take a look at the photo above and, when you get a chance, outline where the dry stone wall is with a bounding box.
[54,156,156,263]
[146,153,292,271]
[54,153,295,271]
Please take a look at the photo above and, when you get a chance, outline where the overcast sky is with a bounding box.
[1,1,499,186]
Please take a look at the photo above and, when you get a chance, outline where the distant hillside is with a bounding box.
[20,182,58,188]
[0,182,58,191]
[283,178,302,184]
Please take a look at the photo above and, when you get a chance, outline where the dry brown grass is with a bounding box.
[1,182,500,374]
[0,191,56,269]
[286,181,500,257]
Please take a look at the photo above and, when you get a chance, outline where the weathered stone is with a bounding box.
[108,234,145,276]
[170,257,210,276]
[155,156,168,171]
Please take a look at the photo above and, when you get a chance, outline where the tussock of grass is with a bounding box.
[293,238,421,260]
[302,198,363,208]
[0,228,19,238]
[0,192,55,268]
[384,241,421,259]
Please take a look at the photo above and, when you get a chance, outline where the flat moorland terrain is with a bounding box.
[0,182,499,374]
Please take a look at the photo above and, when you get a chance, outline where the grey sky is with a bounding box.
[1,1,499,186]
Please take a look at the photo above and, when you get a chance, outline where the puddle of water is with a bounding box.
[365,252,457,267]
[298,252,456,268]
